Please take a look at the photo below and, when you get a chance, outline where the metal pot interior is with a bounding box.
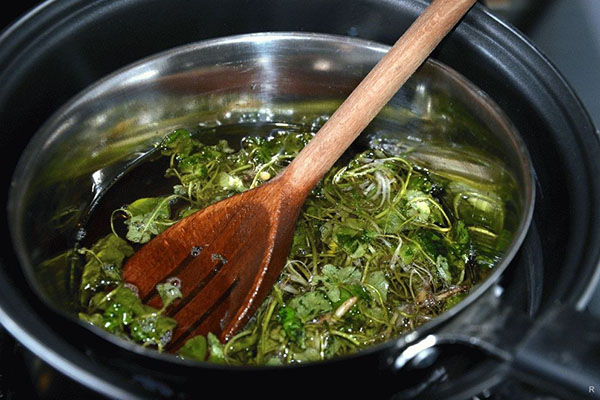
[8,32,534,362]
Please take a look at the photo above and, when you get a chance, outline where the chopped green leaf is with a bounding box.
[365,270,389,302]
[278,305,304,344]
[315,264,361,302]
[161,128,194,156]
[178,335,208,361]
[156,279,183,309]
[79,285,176,351]
[288,291,332,322]
[216,172,245,192]
[435,255,452,284]
[207,333,226,364]
[78,234,134,305]
[124,197,174,243]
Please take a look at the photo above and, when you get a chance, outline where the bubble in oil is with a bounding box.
[219,310,230,331]
[75,227,87,241]
[211,253,227,264]
[160,330,173,347]
[190,246,203,257]
[124,283,140,298]
[166,277,182,288]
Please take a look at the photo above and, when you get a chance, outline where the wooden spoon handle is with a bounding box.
[282,0,477,195]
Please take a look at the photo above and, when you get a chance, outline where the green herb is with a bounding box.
[278,306,304,344]
[114,196,177,244]
[178,335,208,361]
[78,284,177,351]
[75,122,513,364]
[78,234,134,305]
[207,332,226,364]
[156,278,183,310]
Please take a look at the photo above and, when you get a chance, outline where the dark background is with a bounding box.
[0,1,40,30]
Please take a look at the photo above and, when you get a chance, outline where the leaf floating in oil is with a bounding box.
[68,121,515,364]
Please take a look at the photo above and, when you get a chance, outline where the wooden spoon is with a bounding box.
[122,0,477,350]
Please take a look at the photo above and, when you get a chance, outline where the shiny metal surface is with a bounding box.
[8,32,534,360]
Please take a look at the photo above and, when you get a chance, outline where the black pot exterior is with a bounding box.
[1,1,599,399]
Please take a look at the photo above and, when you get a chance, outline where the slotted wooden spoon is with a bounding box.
[122,0,477,350]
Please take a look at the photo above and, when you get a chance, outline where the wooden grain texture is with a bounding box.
[122,0,477,348]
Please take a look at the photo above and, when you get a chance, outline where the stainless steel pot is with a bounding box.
[8,29,537,391]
